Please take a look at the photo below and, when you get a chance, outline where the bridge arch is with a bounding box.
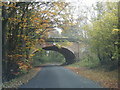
[42,45,76,65]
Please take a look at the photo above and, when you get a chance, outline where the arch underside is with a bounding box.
[42,45,76,65]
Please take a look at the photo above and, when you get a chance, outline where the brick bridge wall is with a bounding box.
[41,42,81,60]
[32,40,81,64]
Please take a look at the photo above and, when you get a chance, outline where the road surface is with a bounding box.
[20,65,102,88]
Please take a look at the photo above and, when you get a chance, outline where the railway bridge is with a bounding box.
[33,38,82,65]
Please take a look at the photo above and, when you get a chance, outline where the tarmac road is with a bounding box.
[20,65,103,88]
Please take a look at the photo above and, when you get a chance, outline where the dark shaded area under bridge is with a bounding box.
[45,38,81,42]
[42,45,76,65]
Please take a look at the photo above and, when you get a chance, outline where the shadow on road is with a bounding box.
[34,64,61,68]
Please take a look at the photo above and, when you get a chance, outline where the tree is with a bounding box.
[82,2,119,69]
[2,1,72,81]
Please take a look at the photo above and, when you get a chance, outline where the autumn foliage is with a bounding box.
[2,2,70,81]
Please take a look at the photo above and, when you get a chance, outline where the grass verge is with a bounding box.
[65,66,118,88]
[2,67,41,88]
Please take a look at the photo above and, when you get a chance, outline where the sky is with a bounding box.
[65,0,96,6]
[53,0,97,34]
